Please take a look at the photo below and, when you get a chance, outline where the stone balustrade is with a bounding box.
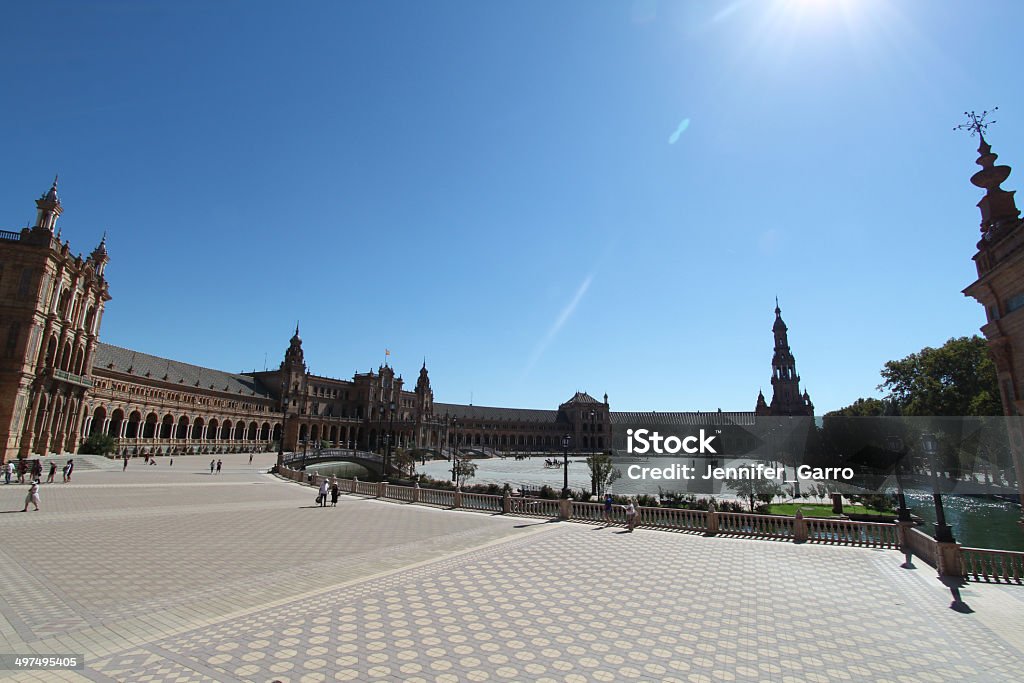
[281,465,1020,582]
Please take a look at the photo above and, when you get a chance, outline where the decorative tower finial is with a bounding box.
[34,175,63,231]
[955,108,997,141]
[957,108,1020,234]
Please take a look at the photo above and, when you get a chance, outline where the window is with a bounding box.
[17,268,34,300]
[4,324,18,358]
[1006,292,1024,315]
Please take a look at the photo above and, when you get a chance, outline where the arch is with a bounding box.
[142,412,158,439]
[261,421,271,441]
[176,415,189,439]
[193,417,206,440]
[109,408,124,438]
[329,425,338,444]
[57,288,71,317]
[249,420,258,441]
[89,406,107,435]
[222,419,233,440]
[44,335,57,368]
[71,346,83,376]
[85,305,96,334]
[234,421,245,440]
[311,424,320,442]
[272,423,282,442]
[126,410,141,438]
[299,423,308,442]
[59,341,72,371]
[160,414,174,439]
[208,418,219,441]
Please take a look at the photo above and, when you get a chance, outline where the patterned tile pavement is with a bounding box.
[0,452,1023,682]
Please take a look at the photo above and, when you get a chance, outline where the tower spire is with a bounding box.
[34,175,63,231]
[956,108,1020,234]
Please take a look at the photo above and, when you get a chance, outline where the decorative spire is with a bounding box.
[34,175,63,231]
[956,108,1020,234]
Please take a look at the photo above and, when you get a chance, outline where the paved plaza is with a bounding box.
[0,454,1022,682]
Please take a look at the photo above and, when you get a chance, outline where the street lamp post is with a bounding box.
[451,417,458,482]
[278,385,288,469]
[561,434,571,498]
[885,435,911,523]
[922,432,955,543]
[302,437,308,470]
[386,401,396,476]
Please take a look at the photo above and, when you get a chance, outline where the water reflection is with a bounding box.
[903,490,1023,551]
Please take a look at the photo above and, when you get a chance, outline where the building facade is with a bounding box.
[962,130,1024,504]
[1,181,812,464]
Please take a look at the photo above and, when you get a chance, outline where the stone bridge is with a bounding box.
[281,448,384,476]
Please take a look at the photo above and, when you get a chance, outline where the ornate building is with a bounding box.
[754,301,814,417]
[1,180,813,464]
[961,125,1024,504]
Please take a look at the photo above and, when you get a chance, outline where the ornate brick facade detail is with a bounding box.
[754,301,813,417]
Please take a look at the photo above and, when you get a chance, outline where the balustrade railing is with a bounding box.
[460,492,502,512]
[420,488,455,507]
[718,512,794,539]
[806,518,899,548]
[273,464,1020,581]
[644,506,709,533]
[961,547,1024,584]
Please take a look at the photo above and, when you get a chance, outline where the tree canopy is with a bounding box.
[879,336,1001,417]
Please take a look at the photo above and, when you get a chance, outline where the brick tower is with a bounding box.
[755,300,813,417]
[0,179,111,462]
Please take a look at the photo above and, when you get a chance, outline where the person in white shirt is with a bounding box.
[318,479,330,507]
[23,480,40,512]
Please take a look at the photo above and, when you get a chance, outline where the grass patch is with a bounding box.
[765,503,893,518]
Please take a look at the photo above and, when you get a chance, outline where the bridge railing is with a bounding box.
[960,547,1024,584]
[279,465,1018,581]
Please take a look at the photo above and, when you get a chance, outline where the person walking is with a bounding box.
[47,462,57,483]
[210,459,215,475]
[603,493,614,525]
[22,479,40,512]
[249,453,254,465]
[31,459,42,482]
[18,459,26,484]
[62,459,74,483]
[216,459,222,474]
[5,461,13,485]
[330,477,340,507]
[123,454,129,472]
[318,478,329,507]
[624,499,638,532]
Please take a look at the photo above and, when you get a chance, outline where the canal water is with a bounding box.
[903,490,1024,552]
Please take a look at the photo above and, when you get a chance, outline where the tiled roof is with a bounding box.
[609,411,756,426]
[92,343,272,398]
[561,391,600,405]
[433,402,559,422]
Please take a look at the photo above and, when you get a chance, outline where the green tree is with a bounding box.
[452,458,477,487]
[80,432,116,455]
[585,452,621,496]
[879,336,1001,416]
[825,397,891,418]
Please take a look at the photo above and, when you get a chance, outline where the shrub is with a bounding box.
[79,433,116,455]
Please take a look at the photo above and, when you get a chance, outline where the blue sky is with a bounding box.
[2,0,1022,414]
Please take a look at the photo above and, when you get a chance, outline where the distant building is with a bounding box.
[755,301,814,417]
[0,180,812,463]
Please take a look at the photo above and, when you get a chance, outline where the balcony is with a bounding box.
[49,368,95,388]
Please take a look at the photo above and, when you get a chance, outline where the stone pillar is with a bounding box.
[351,476,358,494]
[558,498,572,521]
[706,501,718,536]
[896,520,914,568]
[413,482,421,503]
[502,489,511,514]
[453,487,462,509]
[378,480,388,498]
[936,541,965,578]
[793,510,808,543]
